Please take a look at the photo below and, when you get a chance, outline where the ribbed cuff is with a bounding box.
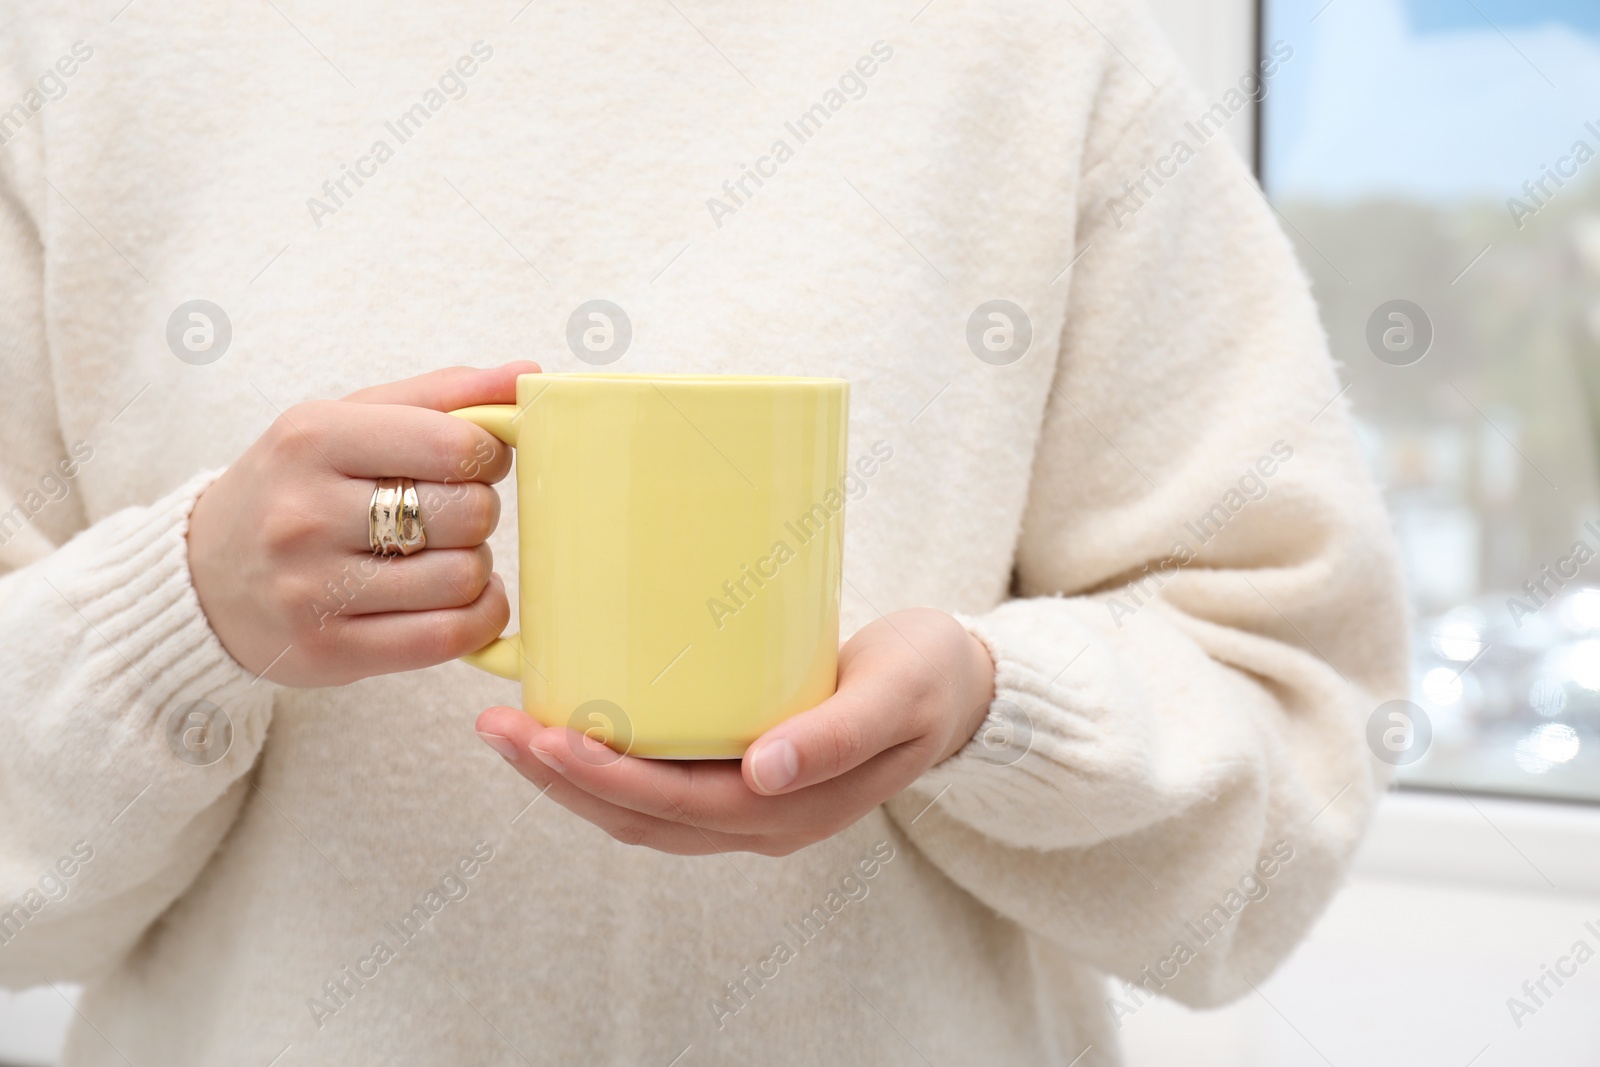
[891,603,1116,848]
[46,468,272,727]
[943,606,1086,768]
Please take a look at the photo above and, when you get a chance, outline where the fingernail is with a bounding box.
[529,742,565,773]
[750,738,799,793]
[477,731,521,762]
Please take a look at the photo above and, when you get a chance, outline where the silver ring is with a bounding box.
[370,477,426,556]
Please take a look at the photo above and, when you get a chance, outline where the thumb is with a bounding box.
[741,673,919,795]
[342,361,541,410]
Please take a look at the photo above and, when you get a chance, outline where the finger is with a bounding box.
[528,727,755,825]
[319,546,493,617]
[342,362,540,410]
[525,724,931,837]
[290,402,514,483]
[742,674,930,795]
[323,572,511,676]
[333,477,500,551]
[474,709,745,856]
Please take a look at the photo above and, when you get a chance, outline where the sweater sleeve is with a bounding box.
[0,84,274,986]
[883,18,1409,1007]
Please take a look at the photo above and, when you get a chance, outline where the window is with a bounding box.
[1261,0,1600,801]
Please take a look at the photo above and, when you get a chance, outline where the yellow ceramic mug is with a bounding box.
[450,373,849,759]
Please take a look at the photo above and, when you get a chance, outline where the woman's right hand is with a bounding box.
[186,363,537,687]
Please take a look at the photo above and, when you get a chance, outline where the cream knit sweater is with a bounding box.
[0,2,1407,1064]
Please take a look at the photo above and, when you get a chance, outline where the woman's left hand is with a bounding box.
[475,607,996,856]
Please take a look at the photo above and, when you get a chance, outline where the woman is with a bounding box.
[0,1,1405,1064]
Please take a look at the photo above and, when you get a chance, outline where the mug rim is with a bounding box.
[528,372,848,387]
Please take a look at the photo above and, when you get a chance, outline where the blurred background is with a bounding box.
[4,0,1599,1063]
[1124,0,1600,1063]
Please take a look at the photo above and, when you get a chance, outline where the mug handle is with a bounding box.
[448,404,523,682]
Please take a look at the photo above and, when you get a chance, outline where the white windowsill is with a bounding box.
[1354,787,1600,896]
